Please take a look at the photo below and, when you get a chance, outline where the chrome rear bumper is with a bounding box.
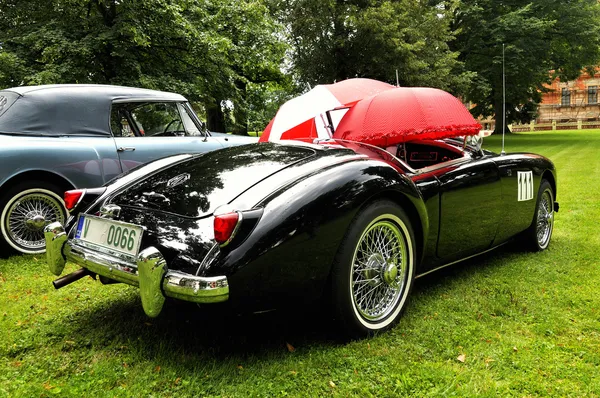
[44,222,228,317]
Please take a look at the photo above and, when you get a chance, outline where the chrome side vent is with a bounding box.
[99,204,121,219]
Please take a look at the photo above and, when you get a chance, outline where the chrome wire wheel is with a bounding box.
[1,188,66,253]
[536,188,554,249]
[350,215,410,323]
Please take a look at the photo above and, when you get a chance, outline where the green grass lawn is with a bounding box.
[1,130,599,397]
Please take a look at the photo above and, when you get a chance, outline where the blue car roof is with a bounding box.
[0,84,187,137]
[5,84,185,101]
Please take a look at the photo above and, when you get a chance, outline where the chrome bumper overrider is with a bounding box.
[44,222,229,317]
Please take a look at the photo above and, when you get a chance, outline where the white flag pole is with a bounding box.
[501,43,506,156]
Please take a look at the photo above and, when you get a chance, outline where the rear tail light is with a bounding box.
[214,211,241,246]
[64,189,85,210]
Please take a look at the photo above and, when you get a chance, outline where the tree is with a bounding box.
[246,78,299,133]
[451,0,600,133]
[0,1,210,92]
[196,0,288,134]
[270,0,471,92]
[0,0,287,133]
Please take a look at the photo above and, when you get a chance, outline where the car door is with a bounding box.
[110,101,226,172]
[435,155,502,261]
[492,154,540,244]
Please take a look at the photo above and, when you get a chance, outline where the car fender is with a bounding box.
[211,158,427,307]
[492,153,557,243]
[0,135,119,190]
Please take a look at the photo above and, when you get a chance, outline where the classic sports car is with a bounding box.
[0,84,255,255]
[45,136,557,338]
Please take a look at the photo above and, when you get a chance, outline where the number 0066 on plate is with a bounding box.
[75,214,144,257]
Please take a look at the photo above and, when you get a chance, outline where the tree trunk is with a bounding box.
[493,99,511,135]
[93,0,118,83]
[232,81,248,136]
[333,2,348,82]
[205,100,226,133]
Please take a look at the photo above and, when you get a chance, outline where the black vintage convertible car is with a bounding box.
[45,137,557,337]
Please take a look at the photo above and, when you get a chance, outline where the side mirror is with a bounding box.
[465,130,493,153]
[465,134,483,150]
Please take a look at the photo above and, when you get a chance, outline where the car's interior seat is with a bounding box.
[381,140,464,169]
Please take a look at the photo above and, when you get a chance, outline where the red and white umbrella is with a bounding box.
[259,78,395,142]
[333,87,482,146]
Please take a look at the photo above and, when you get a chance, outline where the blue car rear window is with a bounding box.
[0,91,19,118]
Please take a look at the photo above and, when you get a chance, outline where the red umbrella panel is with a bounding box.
[259,78,396,142]
[333,87,482,147]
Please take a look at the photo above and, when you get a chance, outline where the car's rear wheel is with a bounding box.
[331,200,415,339]
[0,181,67,255]
[525,179,555,251]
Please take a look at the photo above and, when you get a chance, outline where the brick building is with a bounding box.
[537,69,600,122]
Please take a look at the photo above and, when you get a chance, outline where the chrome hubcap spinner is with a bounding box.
[25,214,47,230]
[382,261,399,287]
[362,253,399,288]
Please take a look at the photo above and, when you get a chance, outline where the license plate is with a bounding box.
[75,214,143,257]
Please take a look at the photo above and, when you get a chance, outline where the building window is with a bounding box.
[561,88,571,106]
[588,86,597,104]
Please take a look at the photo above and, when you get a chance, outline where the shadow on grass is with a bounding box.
[412,242,524,292]
[50,288,338,364]
[39,241,534,367]
[412,242,532,298]
[0,250,18,260]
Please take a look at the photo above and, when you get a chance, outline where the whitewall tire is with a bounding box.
[331,200,416,338]
[0,182,67,255]
[525,179,555,251]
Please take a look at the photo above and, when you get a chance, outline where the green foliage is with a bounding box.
[214,0,289,134]
[3,0,600,134]
[2,130,600,396]
[0,0,287,133]
[271,0,471,93]
[246,79,299,132]
[452,0,600,131]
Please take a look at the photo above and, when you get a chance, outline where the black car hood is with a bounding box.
[112,143,316,218]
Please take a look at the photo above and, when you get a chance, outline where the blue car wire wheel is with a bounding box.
[0,182,66,254]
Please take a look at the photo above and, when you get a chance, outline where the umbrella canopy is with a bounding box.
[333,87,482,147]
[259,78,395,142]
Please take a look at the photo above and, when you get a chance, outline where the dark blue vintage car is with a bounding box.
[0,84,256,254]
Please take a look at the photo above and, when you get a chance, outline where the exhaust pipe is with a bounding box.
[52,268,95,289]
[99,275,120,285]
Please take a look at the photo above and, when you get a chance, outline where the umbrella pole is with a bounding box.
[326,110,335,137]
